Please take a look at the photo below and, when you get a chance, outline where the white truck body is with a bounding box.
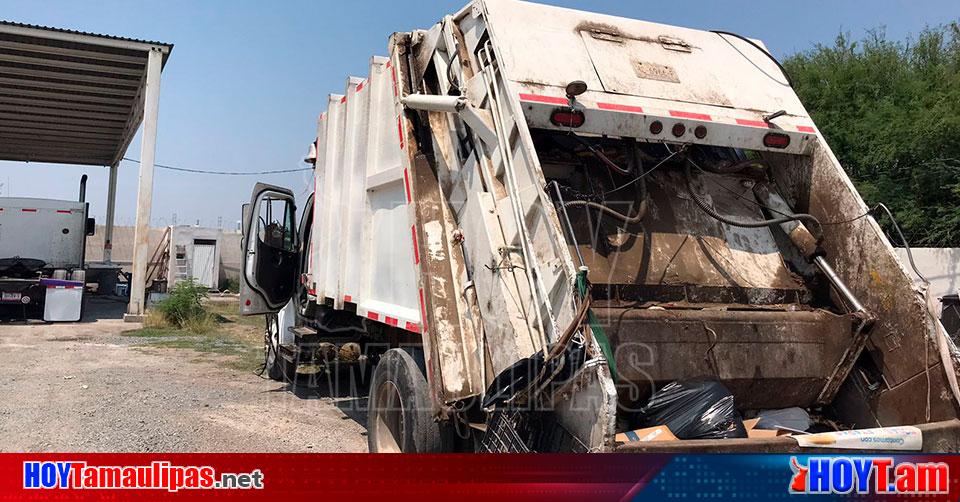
[0,192,90,322]
[0,197,87,268]
[242,0,960,452]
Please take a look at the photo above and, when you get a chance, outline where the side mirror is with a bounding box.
[85,218,96,236]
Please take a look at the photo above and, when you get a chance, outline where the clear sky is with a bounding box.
[1,0,957,230]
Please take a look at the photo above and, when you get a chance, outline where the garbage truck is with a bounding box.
[241,0,960,452]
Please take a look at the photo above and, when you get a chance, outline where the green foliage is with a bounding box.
[155,278,211,331]
[783,22,960,246]
[222,277,241,293]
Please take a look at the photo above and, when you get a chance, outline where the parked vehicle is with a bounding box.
[0,175,94,321]
[242,0,960,452]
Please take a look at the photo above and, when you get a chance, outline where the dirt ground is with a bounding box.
[0,297,368,452]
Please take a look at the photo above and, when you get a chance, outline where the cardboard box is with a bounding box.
[743,418,792,439]
[615,425,678,443]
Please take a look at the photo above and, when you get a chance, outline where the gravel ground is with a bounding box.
[0,298,368,452]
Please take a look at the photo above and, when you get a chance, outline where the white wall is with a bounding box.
[894,247,960,314]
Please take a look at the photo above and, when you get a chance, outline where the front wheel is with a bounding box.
[367,349,441,453]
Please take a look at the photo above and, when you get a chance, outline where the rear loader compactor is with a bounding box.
[241,0,960,452]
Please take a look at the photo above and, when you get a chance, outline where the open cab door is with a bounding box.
[240,183,298,315]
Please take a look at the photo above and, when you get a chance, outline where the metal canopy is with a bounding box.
[0,21,172,167]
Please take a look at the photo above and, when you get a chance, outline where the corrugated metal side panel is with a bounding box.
[337,77,367,307]
[320,95,346,302]
[310,57,420,329]
[311,99,333,298]
[356,56,420,327]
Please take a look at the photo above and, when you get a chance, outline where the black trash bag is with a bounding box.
[756,407,810,432]
[481,341,587,410]
[482,352,546,410]
[636,379,747,439]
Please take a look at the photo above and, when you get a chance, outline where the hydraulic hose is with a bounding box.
[683,159,822,236]
[570,133,631,176]
[563,199,648,224]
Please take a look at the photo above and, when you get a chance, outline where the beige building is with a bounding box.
[86,225,242,290]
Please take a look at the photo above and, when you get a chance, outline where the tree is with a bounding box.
[783,22,960,247]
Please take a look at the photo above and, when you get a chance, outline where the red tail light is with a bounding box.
[550,108,585,128]
[763,132,791,148]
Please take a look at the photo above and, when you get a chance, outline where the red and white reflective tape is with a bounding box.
[21,208,37,213]
[418,288,428,334]
[402,168,412,202]
[363,308,421,334]
[519,92,817,134]
[597,102,644,113]
[669,109,712,121]
[57,210,72,214]
[735,118,769,128]
[389,61,398,98]
[518,93,568,105]
[410,225,420,265]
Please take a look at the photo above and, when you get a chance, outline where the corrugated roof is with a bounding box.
[0,20,172,166]
[0,20,172,50]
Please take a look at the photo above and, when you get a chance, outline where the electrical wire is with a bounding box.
[600,144,686,197]
[712,30,793,87]
[874,202,928,284]
[820,207,875,226]
[122,157,312,175]
[813,201,928,283]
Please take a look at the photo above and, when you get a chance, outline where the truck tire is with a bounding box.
[264,314,291,382]
[367,349,441,453]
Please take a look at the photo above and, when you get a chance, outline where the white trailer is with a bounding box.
[242,0,960,452]
[0,176,94,321]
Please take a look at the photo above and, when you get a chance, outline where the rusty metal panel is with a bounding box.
[806,143,946,389]
[393,36,485,404]
[599,306,853,409]
[873,364,959,426]
[562,170,806,293]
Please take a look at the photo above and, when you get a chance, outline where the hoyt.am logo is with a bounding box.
[789,456,949,495]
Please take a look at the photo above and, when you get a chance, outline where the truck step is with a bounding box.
[288,326,316,337]
[277,343,297,362]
